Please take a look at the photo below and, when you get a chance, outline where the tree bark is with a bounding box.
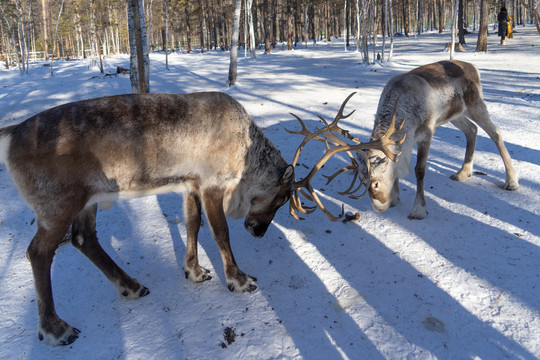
[263,0,271,53]
[458,0,466,43]
[475,0,489,51]
[227,0,242,87]
[128,0,150,93]
[41,0,49,59]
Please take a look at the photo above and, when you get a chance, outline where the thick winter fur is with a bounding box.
[366,60,519,219]
[0,92,293,345]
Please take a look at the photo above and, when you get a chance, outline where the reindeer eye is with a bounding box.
[372,181,379,190]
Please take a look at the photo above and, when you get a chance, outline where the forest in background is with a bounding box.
[0,0,539,73]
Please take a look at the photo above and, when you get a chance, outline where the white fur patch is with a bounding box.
[99,201,114,210]
[87,182,192,208]
[76,234,84,247]
[0,133,11,165]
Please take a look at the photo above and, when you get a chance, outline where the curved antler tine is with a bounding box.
[289,202,304,220]
[290,190,316,218]
[323,165,354,185]
[347,174,369,197]
[286,113,309,135]
[331,92,357,124]
[317,115,330,127]
[338,171,359,195]
[346,150,371,199]
[310,190,344,222]
[348,186,369,200]
[299,188,314,202]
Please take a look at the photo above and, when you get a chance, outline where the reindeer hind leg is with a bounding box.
[450,116,477,181]
[27,221,81,345]
[71,204,149,299]
[466,98,519,190]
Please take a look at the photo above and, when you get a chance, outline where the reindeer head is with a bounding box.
[365,149,397,212]
[287,93,405,220]
[243,165,294,237]
[365,101,406,213]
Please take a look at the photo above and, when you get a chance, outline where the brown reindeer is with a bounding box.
[0,91,399,345]
[0,92,295,345]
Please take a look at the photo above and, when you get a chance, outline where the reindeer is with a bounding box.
[0,92,297,345]
[364,60,519,219]
[0,91,401,346]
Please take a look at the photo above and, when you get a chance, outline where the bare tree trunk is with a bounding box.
[389,0,394,60]
[304,0,308,46]
[438,0,444,33]
[287,0,293,50]
[263,0,271,53]
[50,0,66,75]
[128,0,150,93]
[227,0,242,87]
[355,0,360,51]
[164,0,169,70]
[344,0,348,51]
[41,0,49,59]
[382,0,387,61]
[458,0,466,43]
[185,5,192,53]
[246,0,256,58]
[450,0,459,59]
[13,0,27,74]
[198,0,205,53]
[0,2,23,74]
[476,0,489,51]
[362,0,369,62]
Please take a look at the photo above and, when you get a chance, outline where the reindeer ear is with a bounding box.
[280,165,294,183]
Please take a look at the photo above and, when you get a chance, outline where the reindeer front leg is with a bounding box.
[201,188,257,293]
[182,192,212,283]
[409,138,431,220]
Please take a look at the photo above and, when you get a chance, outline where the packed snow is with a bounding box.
[1,26,539,359]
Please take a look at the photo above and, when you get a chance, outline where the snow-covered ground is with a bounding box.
[1,26,539,359]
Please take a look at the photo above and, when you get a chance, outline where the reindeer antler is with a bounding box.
[287,93,406,221]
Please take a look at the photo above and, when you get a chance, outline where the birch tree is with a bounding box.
[246,0,256,58]
[163,0,169,70]
[128,0,150,93]
[388,0,394,61]
[41,0,48,59]
[382,0,387,61]
[450,0,459,59]
[227,0,241,87]
[50,0,66,75]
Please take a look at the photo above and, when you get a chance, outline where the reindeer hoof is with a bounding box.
[120,283,150,299]
[408,210,428,220]
[38,323,80,346]
[183,265,212,283]
[139,287,150,297]
[61,331,80,346]
[227,273,258,293]
[450,171,471,181]
[228,282,258,293]
[504,181,519,191]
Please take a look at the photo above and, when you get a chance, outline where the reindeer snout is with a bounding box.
[244,219,269,238]
[371,198,391,213]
